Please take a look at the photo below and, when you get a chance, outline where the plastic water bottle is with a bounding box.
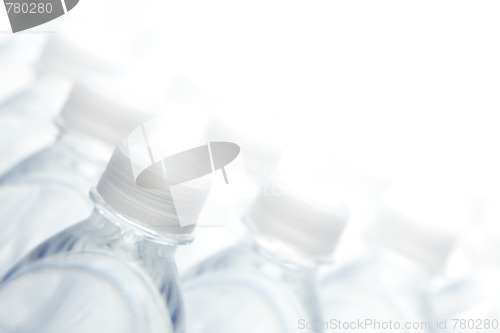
[320,186,461,333]
[0,122,213,333]
[0,34,123,173]
[0,75,155,277]
[182,174,349,333]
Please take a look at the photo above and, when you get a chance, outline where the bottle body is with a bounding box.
[0,203,183,333]
[0,135,108,276]
[182,237,322,333]
[0,74,72,173]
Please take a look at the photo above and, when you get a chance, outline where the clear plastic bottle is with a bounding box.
[182,175,349,333]
[0,126,212,333]
[320,189,460,333]
[0,75,155,277]
[0,34,123,173]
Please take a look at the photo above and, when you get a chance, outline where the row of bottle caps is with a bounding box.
[1,32,499,332]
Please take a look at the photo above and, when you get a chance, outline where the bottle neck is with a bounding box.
[91,188,194,248]
[89,191,188,331]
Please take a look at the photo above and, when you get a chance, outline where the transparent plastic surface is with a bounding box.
[321,250,435,333]
[0,64,33,107]
[0,254,173,333]
[0,35,47,68]
[0,74,71,173]
[0,200,183,333]
[0,131,109,276]
[182,237,322,333]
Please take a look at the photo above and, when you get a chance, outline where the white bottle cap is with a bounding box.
[58,74,159,146]
[95,116,224,237]
[369,183,466,272]
[94,144,211,237]
[37,34,126,78]
[244,174,349,260]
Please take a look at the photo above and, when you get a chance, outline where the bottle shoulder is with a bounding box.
[0,210,185,332]
[4,212,169,275]
[0,140,104,190]
[183,240,291,283]
[3,214,183,313]
[0,181,93,277]
[182,239,322,332]
[185,239,317,278]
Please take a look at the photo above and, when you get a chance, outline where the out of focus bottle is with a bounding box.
[0,126,213,332]
[320,185,463,333]
[182,174,349,333]
[0,75,156,276]
[0,34,125,173]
